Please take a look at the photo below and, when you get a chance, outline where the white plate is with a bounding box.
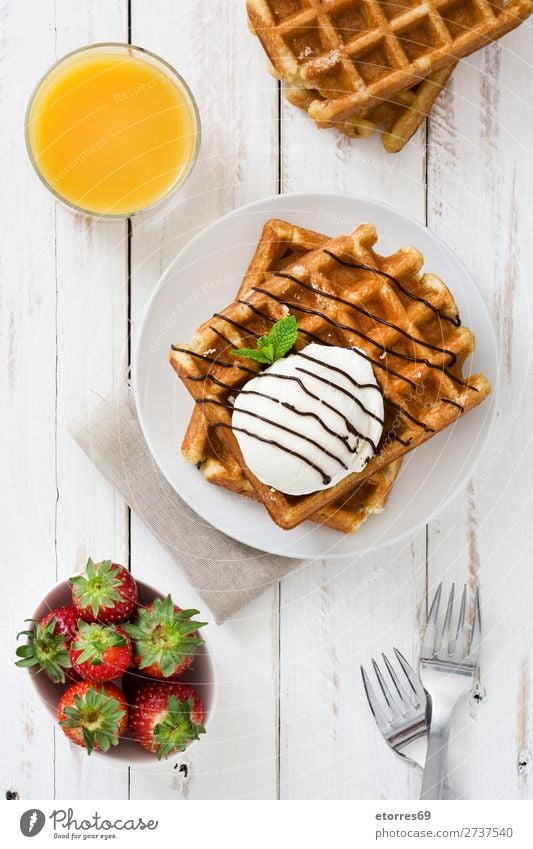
[133,193,498,560]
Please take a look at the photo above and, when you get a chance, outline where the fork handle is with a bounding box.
[420,727,451,800]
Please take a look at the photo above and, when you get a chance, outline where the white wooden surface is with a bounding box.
[1,0,532,800]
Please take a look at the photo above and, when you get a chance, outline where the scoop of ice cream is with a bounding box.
[231,343,384,496]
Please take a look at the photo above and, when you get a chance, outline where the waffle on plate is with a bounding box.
[181,218,403,533]
[170,219,491,530]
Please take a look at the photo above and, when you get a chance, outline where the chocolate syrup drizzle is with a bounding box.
[208,325,234,347]
[296,351,384,395]
[272,273,458,365]
[383,398,434,432]
[236,299,419,391]
[323,249,461,328]
[295,366,384,426]
[239,389,353,451]
[247,372,380,453]
[213,422,332,485]
[441,397,465,413]
[172,256,474,484]
[170,345,257,375]
[199,398,349,470]
[213,313,260,339]
[248,286,474,392]
[187,371,379,453]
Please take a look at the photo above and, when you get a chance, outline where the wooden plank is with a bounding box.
[127,0,280,799]
[281,94,427,200]
[426,28,533,799]
[279,546,427,799]
[126,544,280,799]
[51,0,130,799]
[278,91,429,797]
[0,0,57,801]
[0,0,130,802]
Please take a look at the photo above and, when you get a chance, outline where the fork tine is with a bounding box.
[361,664,390,730]
[394,647,424,707]
[382,652,410,710]
[421,582,442,658]
[440,583,455,656]
[469,587,482,660]
[453,584,468,660]
[372,658,402,719]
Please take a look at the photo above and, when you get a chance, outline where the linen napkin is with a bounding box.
[69,385,304,624]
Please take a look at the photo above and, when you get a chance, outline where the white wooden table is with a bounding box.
[1,0,532,801]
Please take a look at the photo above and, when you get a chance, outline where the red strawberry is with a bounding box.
[70,622,132,682]
[16,606,79,684]
[123,595,206,680]
[130,681,205,759]
[58,681,128,755]
[70,558,137,624]
[41,606,78,640]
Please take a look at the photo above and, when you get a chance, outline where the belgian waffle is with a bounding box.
[247,0,531,129]
[252,14,457,150]
[181,218,403,532]
[170,222,491,529]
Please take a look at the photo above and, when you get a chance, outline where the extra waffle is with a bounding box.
[170,222,491,530]
[247,0,531,134]
[181,218,403,532]
[284,62,455,151]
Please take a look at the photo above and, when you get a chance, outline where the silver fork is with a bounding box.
[361,648,429,769]
[420,583,481,800]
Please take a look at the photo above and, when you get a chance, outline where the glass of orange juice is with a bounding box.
[25,43,200,218]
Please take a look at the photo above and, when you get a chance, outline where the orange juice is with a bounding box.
[26,45,199,216]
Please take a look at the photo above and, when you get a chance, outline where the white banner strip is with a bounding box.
[2,799,532,848]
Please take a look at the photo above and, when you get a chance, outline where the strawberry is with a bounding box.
[58,681,128,755]
[16,606,79,684]
[70,621,132,682]
[123,595,206,680]
[130,681,205,759]
[70,558,137,624]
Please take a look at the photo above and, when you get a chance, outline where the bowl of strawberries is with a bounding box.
[16,558,214,762]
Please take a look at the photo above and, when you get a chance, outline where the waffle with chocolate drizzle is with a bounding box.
[170,221,491,530]
[181,218,402,533]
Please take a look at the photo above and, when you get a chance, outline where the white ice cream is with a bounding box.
[231,343,384,496]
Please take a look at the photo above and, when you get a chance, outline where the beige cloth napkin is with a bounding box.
[69,385,304,624]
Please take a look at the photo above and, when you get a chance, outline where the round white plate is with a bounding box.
[133,193,498,560]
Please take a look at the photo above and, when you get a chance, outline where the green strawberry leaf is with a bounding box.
[71,621,127,666]
[70,558,124,617]
[15,616,72,684]
[124,596,206,678]
[59,686,126,756]
[152,696,206,760]
[231,315,298,365]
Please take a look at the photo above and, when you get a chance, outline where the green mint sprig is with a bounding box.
[231,315,298,365]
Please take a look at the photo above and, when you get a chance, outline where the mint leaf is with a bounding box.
[231,347,272,364]
[231,315,298,365]
[257,338,275,360]
[268,315,298,359]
